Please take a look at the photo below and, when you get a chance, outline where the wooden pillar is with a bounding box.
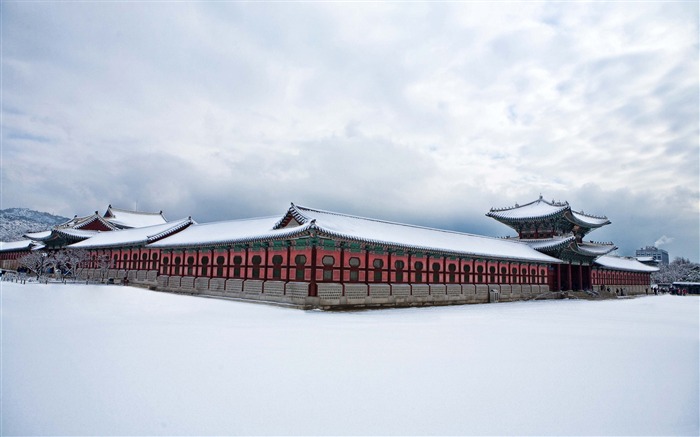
[309,242,318,297]
[387,249,392,285]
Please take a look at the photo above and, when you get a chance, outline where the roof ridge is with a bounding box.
[488,197,569,213]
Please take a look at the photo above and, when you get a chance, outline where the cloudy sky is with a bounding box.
[2,2,698,261]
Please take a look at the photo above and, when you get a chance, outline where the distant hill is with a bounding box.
[0,208,70,242]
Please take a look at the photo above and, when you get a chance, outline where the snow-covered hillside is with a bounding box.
[0,208,69,241]
[2,283,698,436]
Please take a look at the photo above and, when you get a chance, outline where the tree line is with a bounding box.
[651,257,700,284]
[17,249,114,282]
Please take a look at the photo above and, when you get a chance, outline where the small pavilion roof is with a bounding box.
[487,196,610,234]
[487,197,570,222]
[57,213,119,231]
[70,218,193,249]
[103,205,168,229]
[594,255,659,272]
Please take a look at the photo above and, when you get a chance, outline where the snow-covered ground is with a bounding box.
[2,282,698,436]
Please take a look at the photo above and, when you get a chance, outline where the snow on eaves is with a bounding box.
[594,255,659,272]
[570,211,610,227]
[23,230,53,240]
[522,235,576,251]
[0,240,35,252]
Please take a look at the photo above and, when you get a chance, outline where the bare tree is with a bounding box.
[95,253,114,283]
[63,248,91,281]
[18,252,49,281]
[653,257,700,284]
[46,251,68,282]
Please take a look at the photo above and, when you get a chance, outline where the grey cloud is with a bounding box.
[2,2,698,262]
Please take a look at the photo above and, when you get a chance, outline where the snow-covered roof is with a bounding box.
[55,229,100,239]
[148,204,560,263]
[594,255,659,272]
[70,218,193,249]
[23,230,52,240]
[284,204,561,263]
[522,235,576,251]
[570,211,611,227]
[636,256,655,263]
[487,197,569,221]
[487,196,610,230]
[147,216,310,248]
[576,242,617,256]
[57,213,119,231]
[104,206,168,229]
[0,240,35,252]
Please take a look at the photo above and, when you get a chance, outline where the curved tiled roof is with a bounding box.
[487,197,569,222]
[147,216,313,249]
[570,211,611,228]
[148,204,560,263]
[0,240,36,252]
[595,255,659,272]
[55,228,100,238]
[104,205,168,228]
[487,196,610,233]
[522,235,576,251]
[291,205,560,263]
[23,230,53,240]
[70,218,193,249]
[57,213,119,231]
[575,242,617,256]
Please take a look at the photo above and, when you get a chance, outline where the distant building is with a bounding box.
[636,246,669,266]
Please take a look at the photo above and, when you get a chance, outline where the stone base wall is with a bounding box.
[147,277,568,309]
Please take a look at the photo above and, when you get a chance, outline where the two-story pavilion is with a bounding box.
[487,196,653,292]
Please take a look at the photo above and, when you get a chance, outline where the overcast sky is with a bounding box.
[1,2,698,261]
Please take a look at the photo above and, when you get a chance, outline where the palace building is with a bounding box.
[1,198,657,308]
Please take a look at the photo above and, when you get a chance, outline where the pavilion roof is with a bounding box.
[487,196,610,231]
[487,197,570,222]
[70,218,193,249]
[57,213,119,231]
[103,205,168,229]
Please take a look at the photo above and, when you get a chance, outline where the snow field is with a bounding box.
[2,282,698,435]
